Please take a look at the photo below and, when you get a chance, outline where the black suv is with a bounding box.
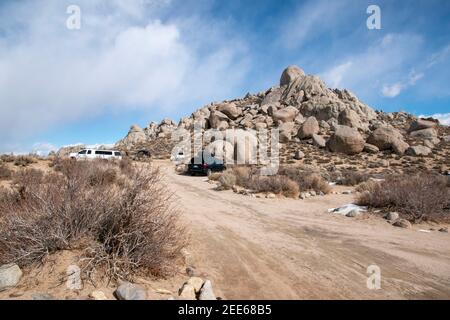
[187,156,226,176]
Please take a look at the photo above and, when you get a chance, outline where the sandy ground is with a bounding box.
[156,161,450,300]
[1,159,449,300]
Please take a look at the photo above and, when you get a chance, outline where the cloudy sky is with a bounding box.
[0,0,449,153]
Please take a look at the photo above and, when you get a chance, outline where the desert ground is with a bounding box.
[1,158,449,300]
[156,161,450,300]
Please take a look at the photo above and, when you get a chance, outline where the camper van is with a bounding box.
[69,149,123,160]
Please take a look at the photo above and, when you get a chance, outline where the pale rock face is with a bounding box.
[209,110,230,129]
[410,128,437,140]
[280,65,305,87]
[327,125,365,155]
[261,87,283,106]
[409,119,437,132]
[367,126,405,150]
[272,106,298,123]
[364,143,380,154]
[116,124,147,149]
[217,103,242,120]
[312,134,326,148]
[406,145,432,157]
[392,139,410,155]
[298,116,319,139]
[338,109,363,130]
[279,122,296,142]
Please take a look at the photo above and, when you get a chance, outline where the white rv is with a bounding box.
[69,149,123,160]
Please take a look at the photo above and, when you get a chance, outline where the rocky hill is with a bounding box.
[115,65,449,174]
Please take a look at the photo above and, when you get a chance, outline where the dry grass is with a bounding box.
[336,170,371,186]
[0,159,186,281]
[357,174,450,223]
[13,155,38,167]
[0,164,12,180]
[278,167,332,194]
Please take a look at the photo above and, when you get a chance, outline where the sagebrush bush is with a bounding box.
[337,170,371,186]
[357,174,450,223]
[246,175,300,198]
[0,160,186,280]
[0,164,12,180]
[13,155,37,167]
[218,170,237,190]
[278,167,332,194]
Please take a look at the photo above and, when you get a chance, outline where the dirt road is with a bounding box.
[159,161,450,300]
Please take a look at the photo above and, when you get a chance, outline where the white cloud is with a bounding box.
[382,83,404,98]
[320,33,424,99]
[381,71,424,98]
[0,0,250,152]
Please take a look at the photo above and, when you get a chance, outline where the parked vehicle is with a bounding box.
[187,156,226,176]
[69,149,123,160]
[171,151,186,163]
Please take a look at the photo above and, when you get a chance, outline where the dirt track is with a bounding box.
[159,161,450,300]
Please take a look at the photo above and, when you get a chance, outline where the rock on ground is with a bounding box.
[327,125,365,155]
[393,219,412,229]
[114,282,147,300]
[199,280,216,300]
[0,264,22,291]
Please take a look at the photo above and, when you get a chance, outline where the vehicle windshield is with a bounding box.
[79,150,87,155]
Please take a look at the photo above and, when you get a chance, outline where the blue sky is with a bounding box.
[0,0,449,153]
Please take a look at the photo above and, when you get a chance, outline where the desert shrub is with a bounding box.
[218,170,237,190]
[279,167,332,194]
[357,174,450,223]
[208,172,222,181]
[337,170,371,186]
[0,164,12,180]
[13,155,37,167]
[0,154,15,163]
[0,160,186,280]
[247,175,300,198]
[355,180,380,193]
[118,157,134,176]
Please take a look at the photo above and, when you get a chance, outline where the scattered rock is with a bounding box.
[179,283,196,300]
[327,125,365,155]
[312,134,326,148]
[385,212,399,221]
[409,119,437,132]
[363,143,379,154]
[199,280,216,301]
[406,145,432,157]
[0,263,22,291]
[410,128,438,140]
[393,219,412,229]
[392,139,410,155]
[187,277,205,293]
[298,116,319,139]
[89,290,108,300]
[439,227,448,233]
[186,266,196,277]
[32,293,56,300]
[294,150,305,160]
[367,126,404,150]
[114,282,147,300]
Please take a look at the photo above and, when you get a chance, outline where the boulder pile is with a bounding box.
[111,65,448,167]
